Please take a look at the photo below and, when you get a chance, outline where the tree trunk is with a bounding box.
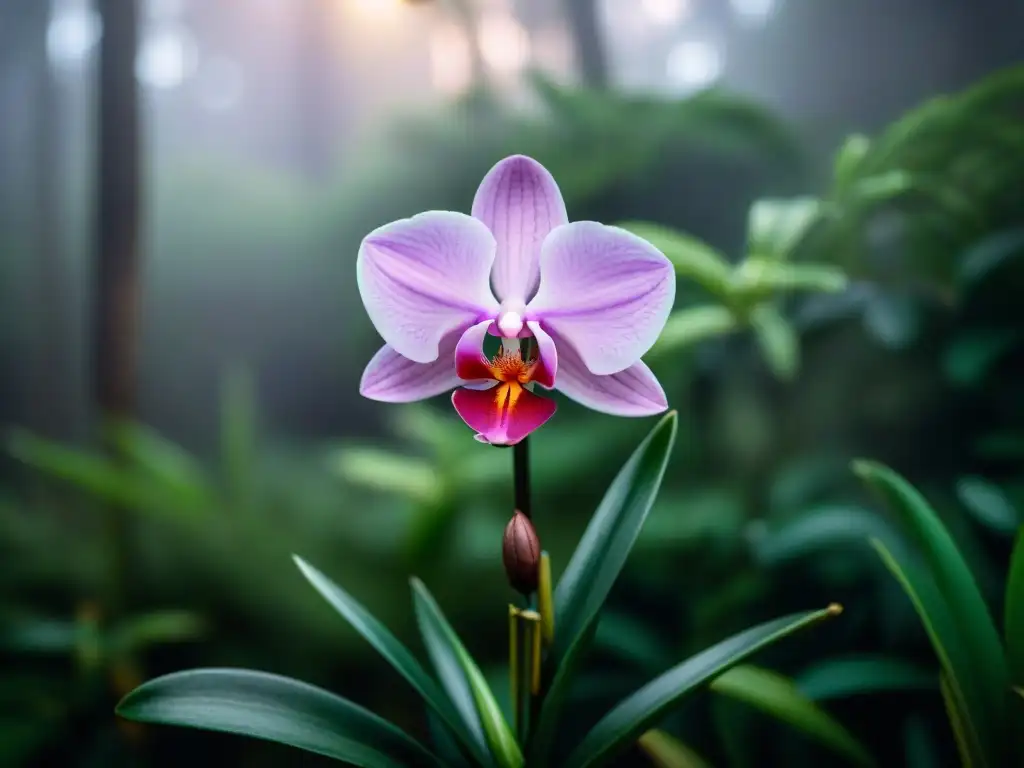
[94,0,141,615]
[562,0,608,88]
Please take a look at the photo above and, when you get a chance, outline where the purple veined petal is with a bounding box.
[526,222,675,376]
[552,333,668,417]
[451,384,557,446]
[526,321,557,389]
[472,156,569,306]
[359,330,463,403]
[357,211,500,364]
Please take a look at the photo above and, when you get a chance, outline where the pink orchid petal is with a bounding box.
[552,335,668,416]
[357,211,499,364]
[526,321,557,389]
[526,222,675,376]
[472,156,568,305]
[454,319,496,381]
[451,385,557,446]
[359,333,462,403]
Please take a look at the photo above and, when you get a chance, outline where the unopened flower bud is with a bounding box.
[503,510,540,595]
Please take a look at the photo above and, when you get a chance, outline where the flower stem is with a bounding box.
[513,438,532,519]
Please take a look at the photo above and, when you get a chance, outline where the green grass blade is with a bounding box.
[855,461,1007,764]
[940,671,976,768]
[749,306,799,380]
[870,539,987,767]
[564,606,840,768]
[710,665,875,767]
[746,197,823,261]
[551,411,678,663]
[411,578,520,768]
[115,668,443,767]
[294,556,486,764]
[1004,529,1024,685]
[637,729,713,768]
[795,656,936,701]
[532,413,677,760]
[6,429,208,521]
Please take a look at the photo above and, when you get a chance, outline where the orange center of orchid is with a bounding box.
[489,344,538,414]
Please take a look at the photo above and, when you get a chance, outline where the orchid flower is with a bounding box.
[357,155,676,445]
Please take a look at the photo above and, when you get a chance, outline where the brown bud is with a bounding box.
[503,510,540,595]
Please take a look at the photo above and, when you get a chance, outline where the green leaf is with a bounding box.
[332,448,443,505]
[617,222,733,296]
[795,656,936,701]
[958,227,1024,284]
[833,134,871,192]
[103,422,214,507]
[751,505,906,566]
[551,411,678,663]
[649,306,737,359]
[955,476,1019,534]
[747,198,822,261]
[563,606,841,768]
[940,671,976,768]
[855,461,1008,765]
[5,429,206,521]
[294,557,487,764]
[0,617,79,653]
[115,668,443,767]
[1004,530,1024,685]
[427,710,474,768]
[532,413,678,761]
[943,331,1021,388]
[750,306,799,380]
[637,730,713,768]
[732,259,848,300]
[710,665,875,766]
[108,611,205,654]
[845,171,915,206]
[869,539,987,767]
[411,578,520,768]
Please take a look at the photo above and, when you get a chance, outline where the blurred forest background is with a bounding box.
[2,0,1024,765]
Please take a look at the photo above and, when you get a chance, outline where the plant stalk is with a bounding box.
[513,438,531,519]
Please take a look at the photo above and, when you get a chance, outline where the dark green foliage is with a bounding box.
[5,60,1024,768]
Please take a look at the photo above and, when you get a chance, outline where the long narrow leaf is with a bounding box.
[750,306,799,380]
[115,668,443,767]
[940,672,976,768]
[6,429,206,521]
[710,665,875,766]
[533,413,677,760]
[411,578,520,768]
[855,461,1007,764]
[870,539,986,767]
[637,730,712,768]
[795,656,936,701]
[564,606,841,768]
[746,197,823,261]
[1004,530,1024,685]
[294,557,486,764]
